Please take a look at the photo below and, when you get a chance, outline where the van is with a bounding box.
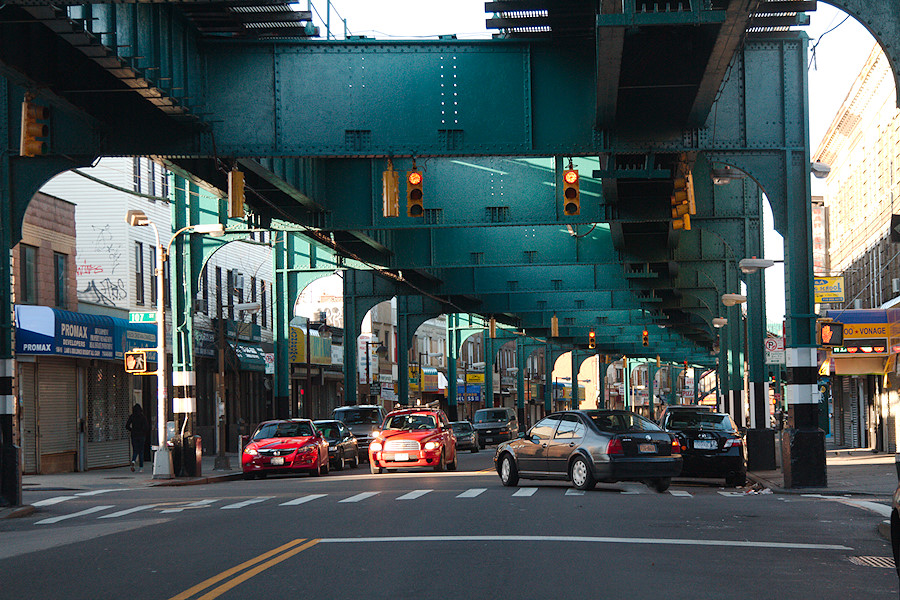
[472,407,518,448]
[332,404,387,462]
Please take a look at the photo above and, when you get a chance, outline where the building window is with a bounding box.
[148,161,156,197]
[163,257,170,308]
[216,266,222,317]
[227,269,234,320]
[54,252,67,309]
[133,158,142,194]
[201,266,209,314]
[251,276,258,324]
[149,246,157,305]
[261,283,267,329]
[161,170,169,198]
[20,244,37,305]
[135,242,144,305]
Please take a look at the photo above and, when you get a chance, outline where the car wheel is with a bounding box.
[335,450,344,471]
[350,452,359,469]
[320,454,330,475]
[732,472,747,487]
[479,442,485,450]
[651,477,671,493]
[434,451,446,472]
[891,510,900,579]
[370,461,383,475]
[448,453,458,471]
[570,456,596,490]
[499,453,519,487]
[257,472,267,480]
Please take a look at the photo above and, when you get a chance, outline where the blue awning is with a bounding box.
[15,305,156,360]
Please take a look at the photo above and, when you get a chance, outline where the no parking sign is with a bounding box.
[765,337,785,364]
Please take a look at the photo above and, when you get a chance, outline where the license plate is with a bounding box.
[638,443,655,453]
[270,456,284,465]
[394,453,409,462]
[694,440,717,450]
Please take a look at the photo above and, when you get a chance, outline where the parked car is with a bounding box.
[369,408,457,474]
[333,404,387,462]
[472,406,518,448]
[494,410,682,492]
[661,409,747,486]
[241,419,329,479]
[655,403,715,424]
[450,420,479,453]
[314,419,359,470]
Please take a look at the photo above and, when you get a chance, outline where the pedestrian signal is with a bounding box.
[407,169,423,217]
[20,99,50,157]
[124,350,149,374]
[816,320,844,347]
[562,169,580,216]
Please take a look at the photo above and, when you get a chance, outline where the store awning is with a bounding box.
[229,342,267,372]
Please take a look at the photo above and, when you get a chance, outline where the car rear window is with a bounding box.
[253,421,313,440]
[334,408,381,425]
[385,413,437,430]
[588,412,662,433]
[665,413,734,432]
[474,409,509,423]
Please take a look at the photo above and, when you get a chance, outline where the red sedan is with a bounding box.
[369,408,457,473]
[241,419,329,479]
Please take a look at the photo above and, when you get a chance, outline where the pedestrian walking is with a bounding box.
[125,404,149,472]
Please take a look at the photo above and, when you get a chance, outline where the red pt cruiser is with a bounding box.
[241,419,330,479]
[369,408,457,473]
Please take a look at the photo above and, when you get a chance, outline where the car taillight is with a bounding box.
[606,438,623,455]
[671,438,682,455]
[724,438,742,449]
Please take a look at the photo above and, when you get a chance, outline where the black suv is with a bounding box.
[332,405,387,462]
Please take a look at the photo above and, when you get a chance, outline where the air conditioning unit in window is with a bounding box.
[231,272,244,293]
[893,278,899,294]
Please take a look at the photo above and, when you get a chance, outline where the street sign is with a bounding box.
[764,337,785,365]
[129,311,157,324]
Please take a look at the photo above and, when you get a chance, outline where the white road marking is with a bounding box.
[513,487,537,497]
[718,491,745,497]
[397,490,432,500]
[457,488,487,498]
[340,492,380,503]
[221,497,274,510]
[31,496,77,507]
[838,499,892,518]
[565,489,585,496]
[620,490,642,495]
[75,489,118,497]
[161,499,219,514]
[281,494,328,506]
[35,506,114,525]
[98,505,156,519]
[668,490,692,497]
[318,535,852,551]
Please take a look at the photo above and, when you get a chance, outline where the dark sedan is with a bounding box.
[314,419,359,470]
[450,421,479,453]
[661,409,747,486]
[494,410,682,492]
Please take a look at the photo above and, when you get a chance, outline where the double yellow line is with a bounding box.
[168,538,320,600]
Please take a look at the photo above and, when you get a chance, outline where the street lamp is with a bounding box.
[304,318,331,419]
[738,258,782,274]
[364,339,387,403]
[125,209,225,479]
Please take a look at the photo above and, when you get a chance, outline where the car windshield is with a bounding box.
[385,413,437,430]
[451,422,473,433]
[252,421,314,440]
[474,410,508,423]
[335,408,381,425]
[665,413,735,432]
[588,411,662,433]
[315,422,341,441]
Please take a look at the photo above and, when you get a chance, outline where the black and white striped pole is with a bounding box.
[0,358,19,506]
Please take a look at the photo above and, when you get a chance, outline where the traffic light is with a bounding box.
[407,169,423,217]
[562,169,580,216]
[588,329,596,349]
[642,329,649,347]
[671,172,696,230]
[816,320,844,346]
[124,350,149,374]
[20,99,49,157]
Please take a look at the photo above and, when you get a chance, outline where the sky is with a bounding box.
[308,1,881,325]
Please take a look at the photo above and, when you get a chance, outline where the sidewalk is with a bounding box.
[1,453,243,518]
[748,448,898,497]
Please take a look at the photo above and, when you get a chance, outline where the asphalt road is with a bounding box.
[1,451,897,599]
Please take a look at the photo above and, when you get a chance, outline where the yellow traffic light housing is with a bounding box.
[588,329,596,349]
[20,99,49,157]
[228,169,245,219]
[407,169,424,217]
[671,170,695,231]
[562,169,580,216]
[383,160,400,217]
[642,329,649,347]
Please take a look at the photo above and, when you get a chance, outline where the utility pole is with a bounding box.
[214,298,230,469]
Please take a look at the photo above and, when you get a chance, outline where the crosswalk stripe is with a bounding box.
[222,497,274,510]
[457,488,487,498]
[161,499,219,514]
[397,490,431,501]
[281,494,327,506]
[565,489,585,496]
[32,496,77,507]
[35,505,114,525]
[99,505,157,519]
[513,487,537,497]
[668,490,692,497]
[340,492,379,503]
[75,489,118,497]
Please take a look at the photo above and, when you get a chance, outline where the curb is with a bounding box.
[1,505,35,519]
[150,472,244,487]
[746,472,886,497]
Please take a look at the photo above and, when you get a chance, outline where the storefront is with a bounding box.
[289,319,334,419]
[15,305,156,472]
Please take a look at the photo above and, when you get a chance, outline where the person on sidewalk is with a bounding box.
[125,404,149,473]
